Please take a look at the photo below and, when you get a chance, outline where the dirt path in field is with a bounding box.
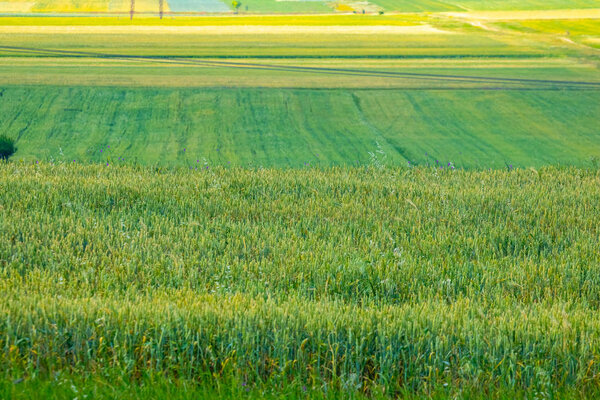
[559,36,600,52]
[463,20,499,33]
[2,45,600,89]
[561,37,577,45]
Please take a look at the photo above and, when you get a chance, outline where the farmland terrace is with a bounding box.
[1,4,600,400]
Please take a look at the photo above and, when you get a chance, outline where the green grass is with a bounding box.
[2,86,599,168]
[5,373,597,400]
[2,373,598,400]
[232,0,332,14]
[1,164,600,398]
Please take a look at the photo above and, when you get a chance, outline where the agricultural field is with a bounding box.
[1,0,600,14]
[1,13,599,168]
[438,0,600,12]
[1,2,600,399]
[1,86,599,168]
[494,19,600,49]
[2,164,600,399]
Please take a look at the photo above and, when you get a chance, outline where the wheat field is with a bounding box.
[1,162,600,398]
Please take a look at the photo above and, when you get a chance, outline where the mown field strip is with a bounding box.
[0,21,559,58]
[3,45,599,88]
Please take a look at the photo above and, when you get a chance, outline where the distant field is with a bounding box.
[0,14,425,25]
[168,0,229,12]
[445,8,600,20]
[226,0,332,13]
[4,56,598,87]
[496,19,600,48]
[1,12,599,168]
[503,19,600,36]
[0,23,580,58]
[442,0,600,11]
[2,86,599,168]
[0,0,170,12]
[2,0,600,14]
[363,0,460,12]
[372,1,600,12]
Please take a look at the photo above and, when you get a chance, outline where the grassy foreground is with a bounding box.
[1,162,600,398]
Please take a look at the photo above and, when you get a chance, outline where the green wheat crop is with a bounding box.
[1,162,600,398]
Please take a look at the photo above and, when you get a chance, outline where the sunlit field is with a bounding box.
[1,13,599,168]
[1,2,600,399]
[2,0,600,14]
[2,163,600,399]
[2,87,599,168]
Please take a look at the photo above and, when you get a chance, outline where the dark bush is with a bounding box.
[0,134,16,160]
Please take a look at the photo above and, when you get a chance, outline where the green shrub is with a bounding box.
[0,134,16,159]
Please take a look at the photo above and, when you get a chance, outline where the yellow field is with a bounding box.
[334,3,354,12]
[33,0,113,12]
[506,19,600,36]
[0,0,170,12]
[0,14,424,25]
[0,1,35,12]
[131,0,171,13]
[442,8,600,21]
